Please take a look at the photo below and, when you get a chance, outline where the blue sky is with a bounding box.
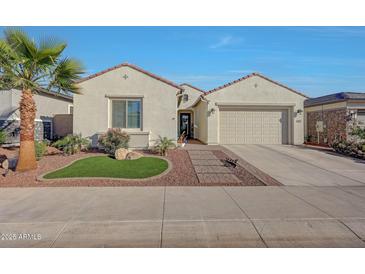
[1,26,365,97]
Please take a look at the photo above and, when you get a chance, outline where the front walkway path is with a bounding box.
[1,186,365,247]
[188,150,241,184]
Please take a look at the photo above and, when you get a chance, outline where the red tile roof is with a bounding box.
[77,62,183,91]
[207,72,308,98]
[180,83,205,93]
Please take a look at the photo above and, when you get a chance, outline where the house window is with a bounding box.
[68,105,74,114]
[183,94,189,102]
[357,110,365,127]
[111,99,141,129]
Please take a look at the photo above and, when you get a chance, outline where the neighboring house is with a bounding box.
[0,89,73,144]
[74,63,307,148]
[304,92,365,145]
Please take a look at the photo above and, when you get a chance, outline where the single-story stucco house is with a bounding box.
[74,63,308,148]
[0,88,73,145]
[304,92,365,145]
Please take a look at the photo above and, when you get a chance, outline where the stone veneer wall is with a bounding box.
[0,119,43,144]
[306,108,347,145]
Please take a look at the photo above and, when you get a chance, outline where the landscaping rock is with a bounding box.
[115,148,129,160]
[46,146,62,155]
[0,155,9,170]
[126,151,143,160]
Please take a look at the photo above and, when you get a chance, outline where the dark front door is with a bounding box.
[179,113,192,138]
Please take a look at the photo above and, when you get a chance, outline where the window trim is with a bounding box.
[109,98,143,130]
[68,104,74,115]
[357,109,365,126]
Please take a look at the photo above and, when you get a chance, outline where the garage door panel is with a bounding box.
[220,111,236,144]
[219,109,288,144]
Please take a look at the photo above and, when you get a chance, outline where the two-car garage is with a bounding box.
[195,73,307,145]
[219,108,289,144]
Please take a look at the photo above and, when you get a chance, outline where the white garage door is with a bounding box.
[219,109,288,144]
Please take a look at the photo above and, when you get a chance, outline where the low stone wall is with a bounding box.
[306,108,347,145]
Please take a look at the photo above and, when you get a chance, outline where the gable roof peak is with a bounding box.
[180,83,205,93]
[207,72,308,98]
[76,62,183,91]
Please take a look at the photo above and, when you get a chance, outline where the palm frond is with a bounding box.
[37,37,66,65]
[48,58,84,93]
[5,28,38,60]
[1,27,85,93]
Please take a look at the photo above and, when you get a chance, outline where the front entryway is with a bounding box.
[179,113,192,138]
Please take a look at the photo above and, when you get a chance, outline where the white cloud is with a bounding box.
[209,35,242,49]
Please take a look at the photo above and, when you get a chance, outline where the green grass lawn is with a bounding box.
[43,156,168,179]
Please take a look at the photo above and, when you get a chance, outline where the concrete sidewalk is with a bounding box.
[1,186,365,247]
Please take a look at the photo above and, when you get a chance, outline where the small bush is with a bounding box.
[305,135,312,142]
[0,130,6,145]
[98,128,130,155]
[155,136,175,156]
[331,140,365,159]
[350,126,365,141]
[53,134,90,155]
[35,141,47,160]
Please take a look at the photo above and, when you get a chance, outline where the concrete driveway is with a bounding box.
[225,145,365,186]
[1,186,365,247]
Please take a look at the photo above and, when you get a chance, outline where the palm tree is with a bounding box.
[0,29,84,171]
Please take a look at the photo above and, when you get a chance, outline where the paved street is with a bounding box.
[225,145,365,186]
[1,186,365,247]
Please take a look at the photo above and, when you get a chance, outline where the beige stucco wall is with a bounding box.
[73,66,178,148]
[0,90,13,117]
[205,75,306,145]
[178,84,203,110]
[193,100,208,143]
[0,89,72,120]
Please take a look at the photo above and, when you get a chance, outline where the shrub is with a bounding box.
[350,126,365,141]
[331,140,365,159]
[35,141,47,160]
[305,135,312,142]
[53,134,90,155]
[98,128,130,155]
[0,129,6,145]
[155,136,175,156]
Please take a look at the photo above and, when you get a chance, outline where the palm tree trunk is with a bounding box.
[16,88,37,171]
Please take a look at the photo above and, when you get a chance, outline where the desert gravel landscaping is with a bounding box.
[0,150,198,187]
[0,145,281,187]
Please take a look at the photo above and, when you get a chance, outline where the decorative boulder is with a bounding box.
[0,155,9,170]
[114,148,129,160]
[126,151,143,160]
[46,146,62,155]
